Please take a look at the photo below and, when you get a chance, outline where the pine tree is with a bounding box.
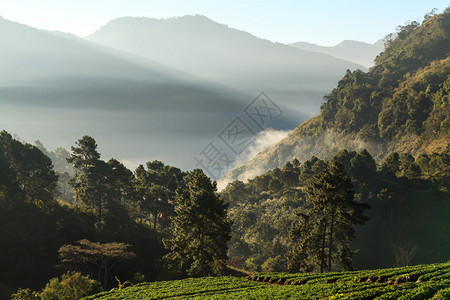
[67,136,108,223]
[163,169,231,276]
[382,152,401,176]
[0,131,57,206]
[134,161,184,231]
[289,162,369,272]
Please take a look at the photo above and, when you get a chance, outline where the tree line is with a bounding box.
[1,130,448,299]
[0,131,231,298]
[223,147,449,272]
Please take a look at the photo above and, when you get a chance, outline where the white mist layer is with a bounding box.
[217,128,289,190]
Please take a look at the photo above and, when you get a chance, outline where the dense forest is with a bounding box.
[0,132,164,298]
[223,148,449,272]
[0,8,449,300]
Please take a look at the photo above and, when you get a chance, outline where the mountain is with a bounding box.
[220,11,450,187]
[86,15,365,115]
[0,16,303,171]
[290,39,385,68]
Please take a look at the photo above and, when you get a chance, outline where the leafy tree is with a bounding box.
[400,154,415,175]
[416,154,432,178]
[268,178,283,192]
[0,133,160,294]
[0,131,57,207]
[67,137,135,225]
[58,239,135,290]
[163,169,231,276]
[134,161,184,231]
[105,158,135,212]
[55,171,75,204]
[349,149,377,181]
[262,255,288,272]
[66,136,101,209]
[11,272,101,300]
[221,180,247,206]
[289,163,369,272]
[404,163,422,180]
[280,162,300,187]
[382,152,401,176]
[251,173,271,194]
[10,288,40,300]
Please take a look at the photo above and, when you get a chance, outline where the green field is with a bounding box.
[84,263,450,299]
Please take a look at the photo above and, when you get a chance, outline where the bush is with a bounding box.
[132,272,145,284]
[40,272,101,300]
[245,258,260,272]
[228,256,247,270]
[262,256,288,272]
[11,288,40,300]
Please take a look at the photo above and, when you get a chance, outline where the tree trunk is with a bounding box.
[320,218,327,273]
[200,232,205,276]
[98,194,102,224]
[103,270,108,291]
[328,205,336,272]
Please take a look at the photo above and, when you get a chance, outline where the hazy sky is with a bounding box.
[0,0,448,45]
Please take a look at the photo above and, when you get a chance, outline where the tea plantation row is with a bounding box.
[84,262,450,299]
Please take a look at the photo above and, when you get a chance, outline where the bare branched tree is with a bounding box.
[58,239,135,290]
[392,242,417,267]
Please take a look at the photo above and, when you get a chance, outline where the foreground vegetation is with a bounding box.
[85,262,450,299]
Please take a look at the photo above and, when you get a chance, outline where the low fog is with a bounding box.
[0,15,368,173]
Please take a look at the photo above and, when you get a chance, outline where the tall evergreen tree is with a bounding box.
[289,163,369,272]
[382,152,401,176]
[0,131,57,206]
[134,161,184,231]
[67,136,107,222]
[163,169,231,276]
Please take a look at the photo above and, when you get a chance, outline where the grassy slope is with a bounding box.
[85,263,450,299]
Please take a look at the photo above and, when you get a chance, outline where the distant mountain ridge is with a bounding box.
[0,16,286,170]
[220,10,450,187]
[87,15,365,115]
[290,39,385,68]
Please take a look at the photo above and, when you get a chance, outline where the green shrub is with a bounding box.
[245,258,260,272]
[11,288,40,300]
[262,256,288,272]
[40,272,101,300]
[132,272,145,284]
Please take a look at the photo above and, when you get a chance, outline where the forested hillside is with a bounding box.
[0,132,165,298]
[221,10,450,184]
[1,131,238,299]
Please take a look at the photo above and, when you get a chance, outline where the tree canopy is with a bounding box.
[164,169,232,276]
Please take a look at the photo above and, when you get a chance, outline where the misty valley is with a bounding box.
[0,5,449,300]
